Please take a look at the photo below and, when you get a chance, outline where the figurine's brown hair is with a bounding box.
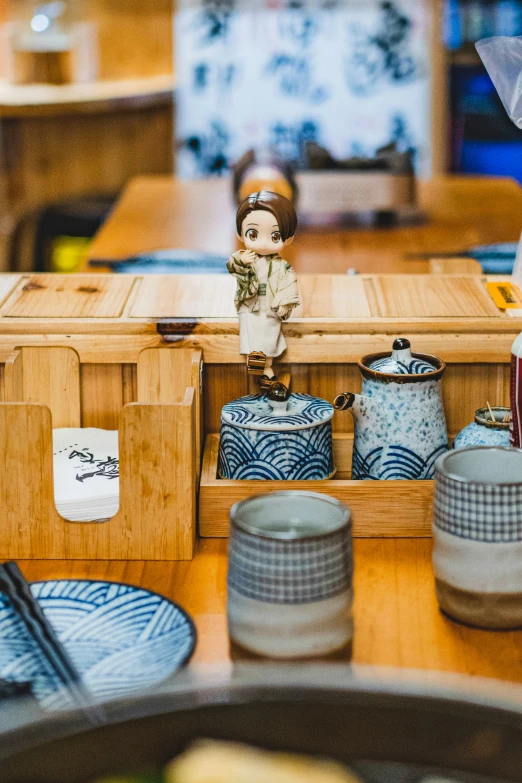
[236,191,298,243]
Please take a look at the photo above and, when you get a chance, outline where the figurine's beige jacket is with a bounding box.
[226,251,300,318]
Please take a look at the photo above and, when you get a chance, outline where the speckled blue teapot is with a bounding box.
[334,338,449,480]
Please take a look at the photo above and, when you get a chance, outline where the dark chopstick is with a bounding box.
[0,562,105,726]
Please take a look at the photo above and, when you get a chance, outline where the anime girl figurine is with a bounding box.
[227,190,300,379]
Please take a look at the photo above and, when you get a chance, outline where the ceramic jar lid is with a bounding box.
[221,393,334,432]
[367,338,437,375]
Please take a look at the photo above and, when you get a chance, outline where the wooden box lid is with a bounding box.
[1,275,135,318]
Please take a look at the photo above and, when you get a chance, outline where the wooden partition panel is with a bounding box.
[4,346,81,428]
[0,396,196,560]
[0,345,201,560]
[138,347,203,477]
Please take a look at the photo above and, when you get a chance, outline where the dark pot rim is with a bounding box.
[359,352,446,383]
[3,667,522,780]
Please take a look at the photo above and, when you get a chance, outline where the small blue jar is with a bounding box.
[218,392,335,480]
[453,407,511,450]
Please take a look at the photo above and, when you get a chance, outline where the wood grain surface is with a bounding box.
[87,176,522,275]
[0,346,200,560]
[17,538,522,680]
[372,276,502,319]
[2,275,136,318]
[130,275,373,320]
[5,346,81,428]
[131,276,237,319]
[200,434,434,538]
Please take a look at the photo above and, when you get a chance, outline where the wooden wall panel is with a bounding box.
[442,363,510,437]
[203,364,247,435]
[8,108,173,215]
[81,363,124,429]
[122,363,137,406]
[204,362,511,440]
[204,363,362,435]
[6,0,174,80]
[86,0,174,80]
[5,105,173,272]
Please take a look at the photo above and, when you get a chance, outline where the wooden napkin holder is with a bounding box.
[0,345,201,561]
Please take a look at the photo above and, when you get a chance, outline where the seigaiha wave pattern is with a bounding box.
[218,421,334,480]
[352,443,448,480]
[221,393,334,431]
[369,357,436,375]
[0,580,196,710]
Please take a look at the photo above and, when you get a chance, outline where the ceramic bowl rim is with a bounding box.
[230,491,351,541]
[474,406,511,430]
[436,446,522,487]
[20,577,198,669]
[359,352,446,384]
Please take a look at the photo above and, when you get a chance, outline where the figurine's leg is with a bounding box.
[246,351,267,375]
[264,357,275,378]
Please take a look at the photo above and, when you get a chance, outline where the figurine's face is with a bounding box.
[239,209,294,256]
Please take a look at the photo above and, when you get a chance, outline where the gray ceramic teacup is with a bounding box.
[227,491,353,659]
[433,447,522,629]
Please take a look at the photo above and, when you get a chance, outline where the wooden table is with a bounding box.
[88,174,522,274]
[19,539,522,682]
[9,174,522,688]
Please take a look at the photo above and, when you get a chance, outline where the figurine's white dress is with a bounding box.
[238,255,287,357]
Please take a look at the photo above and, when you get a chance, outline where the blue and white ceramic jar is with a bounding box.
[218,392,335,480]
[334,338,449,480]
[453,407,511,450]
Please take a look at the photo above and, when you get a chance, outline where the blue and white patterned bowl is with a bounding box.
[219,393,335,480]
[0,580,196,710]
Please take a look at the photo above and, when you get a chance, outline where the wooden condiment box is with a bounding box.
[0,272,518,559]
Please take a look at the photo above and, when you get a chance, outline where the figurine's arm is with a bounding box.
[227,252,258,305]
[276,303,298,321]
[226,250,255,275]
[271,261,300,319]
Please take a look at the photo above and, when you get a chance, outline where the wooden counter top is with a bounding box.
[0,271,518,364]
[0,75,175,117]
[3,268,522,685]
[19,539,522,682]
[88,175,522,274]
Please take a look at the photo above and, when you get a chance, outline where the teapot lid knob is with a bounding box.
[393,337,411,351]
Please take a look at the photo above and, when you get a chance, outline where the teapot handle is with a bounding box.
[333,392,356,411]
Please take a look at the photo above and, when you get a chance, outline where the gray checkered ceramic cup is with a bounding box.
[433,447,522,629]
[227,491,353,659]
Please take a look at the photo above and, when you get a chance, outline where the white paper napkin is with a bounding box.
[53,428,119,523]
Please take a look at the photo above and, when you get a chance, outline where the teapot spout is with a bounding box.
[333,392,382,422]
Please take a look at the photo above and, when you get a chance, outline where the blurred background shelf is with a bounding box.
[1,0,522,277]
[0,74,175,117]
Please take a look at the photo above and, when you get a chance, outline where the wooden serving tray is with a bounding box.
[199,433,434,538]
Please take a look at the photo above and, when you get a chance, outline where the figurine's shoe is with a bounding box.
[247,351,267,375]
[258,374,276,392]
[258,375,290,397]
